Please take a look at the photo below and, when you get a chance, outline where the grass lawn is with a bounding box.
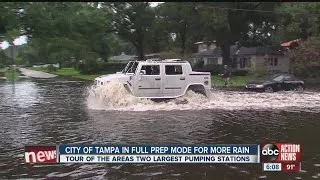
[31,67,50,73]
[4,70,20,81]
[31,67,100,80]
[31,67,270,87]
[26,67,320,88]
[211,75,257,88]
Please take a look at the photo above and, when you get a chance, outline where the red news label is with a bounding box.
[276,144,302,163]
[260,143,302,163]
[25,146,57,164]
[281,163,301,173]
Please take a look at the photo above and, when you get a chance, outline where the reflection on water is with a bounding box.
[0,79,319,179]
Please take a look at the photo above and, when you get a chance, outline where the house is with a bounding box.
[189,41,223,66]
[132,53,161,61]
[33,63,60,68]
[281,39,301,49]
[189,41,291,73]
[108,52,136,63]
[230,45,290,73]
[109,52,162,63]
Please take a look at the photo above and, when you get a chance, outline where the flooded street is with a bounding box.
[1,78,320,179]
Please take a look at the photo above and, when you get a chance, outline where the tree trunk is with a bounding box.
[134,41,145,61]
[289,58,294,74]
[135,30,145,60]
[180,34,185,56]
[221,43,231,65]
[180,23,187,56]
[137,48,144,60]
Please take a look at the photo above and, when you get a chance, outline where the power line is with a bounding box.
[167,3,320,17]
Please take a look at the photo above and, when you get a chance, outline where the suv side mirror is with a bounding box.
[140,70,146,75]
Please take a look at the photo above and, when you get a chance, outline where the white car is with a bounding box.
[94,59,213,99]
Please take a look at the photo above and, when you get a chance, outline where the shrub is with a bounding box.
[193,64,224,75]
[293,65,320,78]
[77,61,127,75]
[232,70,249,76]
[15,68,22,74]
[77,61,101,74]
[48,64,58,72]
[194,60,204,69]
[99,62,127,74]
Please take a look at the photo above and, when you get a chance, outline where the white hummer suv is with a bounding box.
[94,59,213,99]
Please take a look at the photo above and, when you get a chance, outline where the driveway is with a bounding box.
[19,68,57,78]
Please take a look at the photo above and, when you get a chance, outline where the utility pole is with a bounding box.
[11,41,16,82]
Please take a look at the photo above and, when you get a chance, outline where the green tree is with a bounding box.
[106,2,155,60]
[156,2,204,56]
[197,2,280,65]
[284,36,320,77]
[0,2,23,41]
[275,2,320,42]
[21,2,115,67]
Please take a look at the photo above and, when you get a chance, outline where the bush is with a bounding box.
[15,68,22,74]
[77,61,127,75]
[293,65,320,78]
[24,64,33,67]
[99,62,127,74]
[0,72,4,77]
[232,70,249,76]
[0,64,5,68]
[77,61,101,74]
[193,64,224,75]
[194,60,204,69]
[48,64,58,72]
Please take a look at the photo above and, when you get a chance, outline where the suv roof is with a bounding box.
[141,59,188,64]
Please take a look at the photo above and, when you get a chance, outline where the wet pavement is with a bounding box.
[19,68,57,78]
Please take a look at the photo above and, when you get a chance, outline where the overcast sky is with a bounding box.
[150,2,163,7]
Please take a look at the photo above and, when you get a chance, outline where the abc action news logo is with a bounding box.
[260,144,302,163]
[25,146,57,163]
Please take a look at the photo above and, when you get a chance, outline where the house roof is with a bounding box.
[109,52,135,61]
[281,39,301,47]
[194,40,216,45]
[192,45,283,57]
[230,45,283,56]
[109,52,161,61]
[144,53,161,57]
[192,48,222,57]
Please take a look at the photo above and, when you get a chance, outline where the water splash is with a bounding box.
[86,82,152,110]
[86,82,320,112]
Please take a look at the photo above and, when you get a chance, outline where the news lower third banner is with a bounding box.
[59,144,259,163]
[25,144,259,164]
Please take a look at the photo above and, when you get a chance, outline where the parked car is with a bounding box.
[245,74,305,92]
[94,59,213,99]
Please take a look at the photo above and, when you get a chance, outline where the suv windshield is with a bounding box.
[122,61,134,73]
[127,61,139,74]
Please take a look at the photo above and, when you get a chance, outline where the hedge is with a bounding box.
[77,61,127,75]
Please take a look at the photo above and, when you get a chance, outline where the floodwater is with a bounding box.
[0,78,320,180]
